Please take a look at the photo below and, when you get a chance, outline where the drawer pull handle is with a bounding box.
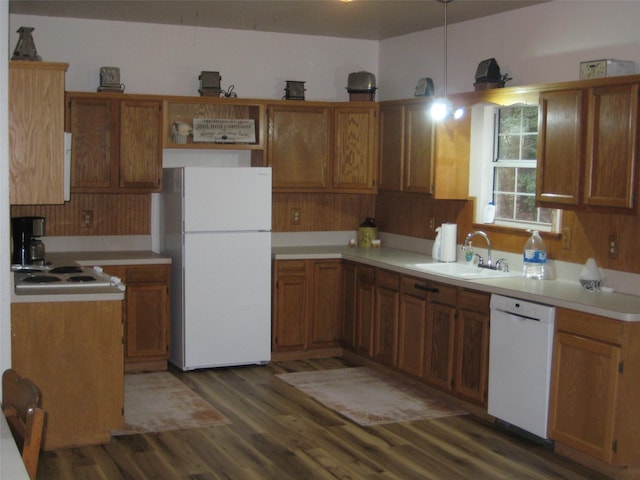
[414,283,439,293]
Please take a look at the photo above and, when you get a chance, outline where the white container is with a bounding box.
[523,230,548,279]
[483,201,496,224]
[580,59,635,80]
[432,227,441,261]
[440,223,457,262]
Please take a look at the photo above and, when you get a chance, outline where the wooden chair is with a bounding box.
[2,369,45,480]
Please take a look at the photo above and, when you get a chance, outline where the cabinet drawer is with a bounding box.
[276,260,308,275]
[376,269,400,290]
[430,282,457,306]
[401,276,431,299]
[357,265,375,284]
[457,288,490,314]
[556,308,624,345]
[124,265,169,284]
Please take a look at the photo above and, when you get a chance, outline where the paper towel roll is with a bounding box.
[440,223,458,262]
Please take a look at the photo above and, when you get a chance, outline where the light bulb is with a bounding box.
[430,99,451,121]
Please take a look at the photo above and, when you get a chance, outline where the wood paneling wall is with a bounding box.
[10,194,150,236]
[273,193,376,232]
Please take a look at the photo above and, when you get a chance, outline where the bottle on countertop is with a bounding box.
[523,230,547,279]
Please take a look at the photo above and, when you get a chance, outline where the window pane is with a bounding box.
[516,194,537,222]
[494,166,515,192]
[495,193,515,220]
[516,167,536,193]
[523,107,538,133]
[522,135,537,159]
[538,208,554,224]
[497,135,520,160]
[499,109,522,134]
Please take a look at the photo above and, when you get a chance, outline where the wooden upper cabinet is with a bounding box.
[268,104,331,190]
[378,99,470,199]
[585,83,638,209]
[268,101,378,193]
[537,80,639,211]
[404,102,435,193]
[333,105,378,192]
[66,93,162,193]
[378,103,405,192]
[537,88,584,206]
[119,100,163,190]
[9,61,68,205]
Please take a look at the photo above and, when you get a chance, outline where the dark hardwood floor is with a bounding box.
[37,357,609,479]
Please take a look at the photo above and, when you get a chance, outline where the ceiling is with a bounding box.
[9,0,547,41]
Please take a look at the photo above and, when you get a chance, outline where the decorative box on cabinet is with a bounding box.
[9,61,68,204]
[66,92,163,193]
[103,264,171,372]
[549,308,640,466]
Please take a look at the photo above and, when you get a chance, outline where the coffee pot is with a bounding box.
[11,216,46,265]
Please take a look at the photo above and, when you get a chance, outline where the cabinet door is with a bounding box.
[404,103,435,194]
[342,262,357,350]
[378,104,405,192]
[119,99,162,190]
[432,114,471,199]
[536,89,584,207]
[454,308,490,405]
[273,261,309,351]
[125,284,169,359]
[374,270,400,367]
[309,261,343,348]
[424,302,456,391]
[67,95,115,191]
[333,105,378,192]
[585,83,638,209]
[398,278,428,377]
[355,265,376,357]
[9,62,67,205]
[268,105,331,190]
[548,331,621,463]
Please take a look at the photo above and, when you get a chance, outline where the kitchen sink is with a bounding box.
[408,262,518,279]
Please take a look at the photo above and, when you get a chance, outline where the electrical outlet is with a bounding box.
[608,234,618,259]
[561,227,572,250]
[428,216,435,231]
[82,210,94,228]
[291,208,301,225]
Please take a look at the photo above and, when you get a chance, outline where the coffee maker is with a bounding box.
[11,216,46,266]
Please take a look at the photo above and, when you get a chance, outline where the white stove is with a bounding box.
[13,265,124,291]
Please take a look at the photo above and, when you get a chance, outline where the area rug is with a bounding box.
[277,367,467,426]
[112,372,230,435]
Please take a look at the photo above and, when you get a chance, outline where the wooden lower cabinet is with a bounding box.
[11,300,124,450]
[103,264,171,372]
[373,270,400,367]
[397,276,429,377]
[272,259,342,354]
[454,289,490,405]
[341,261,357,349]
[548,308,640,466]
[355,265,376,357]
[424,282,457,392]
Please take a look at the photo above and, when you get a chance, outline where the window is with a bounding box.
[491,105,557,230]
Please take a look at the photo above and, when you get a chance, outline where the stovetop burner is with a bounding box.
[50,266,84,274]
[67,275,97,283]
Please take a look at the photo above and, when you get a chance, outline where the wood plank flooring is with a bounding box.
[37,357,610,480]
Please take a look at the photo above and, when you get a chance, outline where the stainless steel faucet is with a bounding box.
[464,230,494,269]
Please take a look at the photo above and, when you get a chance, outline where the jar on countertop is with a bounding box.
[358,217,378,248]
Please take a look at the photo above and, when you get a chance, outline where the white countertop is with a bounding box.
[272,245,640,322]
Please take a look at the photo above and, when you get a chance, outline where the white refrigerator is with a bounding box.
[161,167,272,370]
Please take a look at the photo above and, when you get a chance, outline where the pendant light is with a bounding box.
[430,0,463,121]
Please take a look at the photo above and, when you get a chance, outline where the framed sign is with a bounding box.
[192,118,256,144]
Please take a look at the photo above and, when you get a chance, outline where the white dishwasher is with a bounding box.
[488,294,555,441]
